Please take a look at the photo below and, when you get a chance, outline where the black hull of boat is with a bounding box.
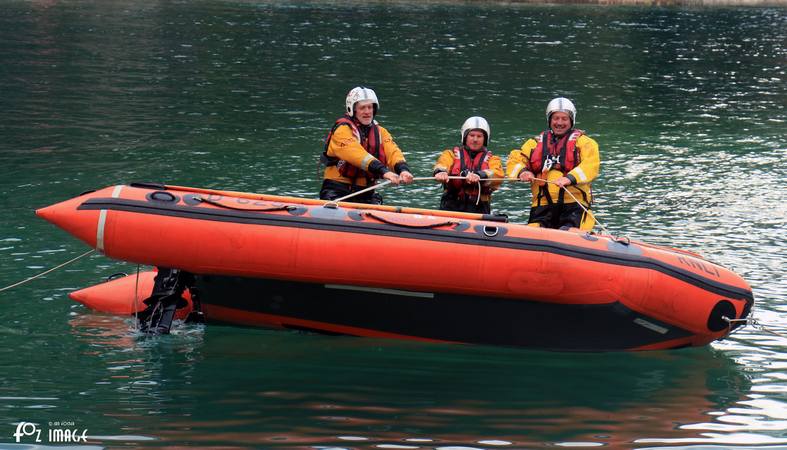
[192,275,693,351]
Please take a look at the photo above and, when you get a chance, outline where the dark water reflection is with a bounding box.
[0,1,785,448]
[58,320,754,449]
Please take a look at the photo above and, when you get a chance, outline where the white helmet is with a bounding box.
[460,116,490,146]
[345,86,379,117]
[545,97,577,126]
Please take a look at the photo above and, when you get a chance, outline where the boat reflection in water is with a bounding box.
[67,313,758,448]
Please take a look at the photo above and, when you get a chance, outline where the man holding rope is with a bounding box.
[433,116,503,214]
[506,97,600,231]
[319,86,414,204]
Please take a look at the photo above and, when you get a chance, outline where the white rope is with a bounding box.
[418,175,618,237]
[133,264,141,331]
[529,176,616,238]
[0,249,95,292]
[324,180,392,206]
[415,176,484,205]
[326,176,491,206]
[322,175,620,238]
[413,176,488,182]
[725,316,787,339]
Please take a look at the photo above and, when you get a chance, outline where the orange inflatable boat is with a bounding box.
[38,182,754,351]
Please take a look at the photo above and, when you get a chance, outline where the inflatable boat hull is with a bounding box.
[43,183,753,351]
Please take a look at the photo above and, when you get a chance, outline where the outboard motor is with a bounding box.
[137,268,194,334]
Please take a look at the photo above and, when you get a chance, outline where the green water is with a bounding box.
[1,1,785,448]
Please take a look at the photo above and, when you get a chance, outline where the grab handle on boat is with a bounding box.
[196,196,297,212]
[614,236,631,246]
[363,211,458,229]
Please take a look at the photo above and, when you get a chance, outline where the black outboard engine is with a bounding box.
[137,268,194,334]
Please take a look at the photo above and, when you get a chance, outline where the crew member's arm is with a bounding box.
[557,135,600,187]
[506,139,537,182]
[433,149,454,183]
[380,126,413,184]
[482,154,504,190]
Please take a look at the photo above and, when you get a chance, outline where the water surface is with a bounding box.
[0,1,785,448]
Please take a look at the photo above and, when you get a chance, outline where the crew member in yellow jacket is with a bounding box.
[320,86,413,204]
[506,97,600,230]
[433,116,503,214]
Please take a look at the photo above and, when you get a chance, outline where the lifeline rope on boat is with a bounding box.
[529,176,616,239]
[454,176,620,240]
[322,175,623,239]
[325,180,392,206]
[412,176,484,206]
[327,176,483,205]
[423,176,619,238]
[196,196,296,212]
[0,249,95,293]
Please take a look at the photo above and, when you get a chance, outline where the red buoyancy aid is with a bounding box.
[447,146,493,195]
[322,115,387,182]
[528,129,584,175]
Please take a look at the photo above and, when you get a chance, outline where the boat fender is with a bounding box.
[147,191,179,203]
[707,300,737,332]
[474,225,508,238]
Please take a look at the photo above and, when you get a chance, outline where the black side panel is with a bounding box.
[193,275,693,351]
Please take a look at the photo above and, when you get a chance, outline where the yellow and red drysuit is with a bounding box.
[434,146,503,214]
[320,115,410,204]
[506,129,600,230]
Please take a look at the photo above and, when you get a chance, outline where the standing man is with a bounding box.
[320,86,413,204]
[506,97,600,230]
[433,116,503,214]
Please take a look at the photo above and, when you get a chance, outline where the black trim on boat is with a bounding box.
[77,197,754,304]
[130,182,167,190]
